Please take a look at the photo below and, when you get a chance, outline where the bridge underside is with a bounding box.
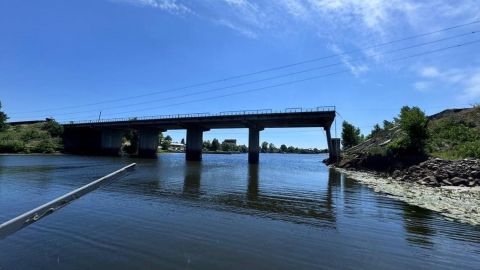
[63,111,339,162]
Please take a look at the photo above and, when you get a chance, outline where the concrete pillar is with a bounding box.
[331,138,341,162]
[100,129,123,155]
[138,129,160,157]
[324,127,333,160]
[186,128,204,161]
[248,128,262,164]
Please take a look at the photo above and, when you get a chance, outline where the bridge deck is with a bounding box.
[63,107,336,130]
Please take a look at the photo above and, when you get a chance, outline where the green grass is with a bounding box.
[427,117,480,159]
[0,123,63,153]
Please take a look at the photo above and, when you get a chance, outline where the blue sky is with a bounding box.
[1,0,479,148]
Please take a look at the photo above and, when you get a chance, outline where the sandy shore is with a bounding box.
[336,168,480,226]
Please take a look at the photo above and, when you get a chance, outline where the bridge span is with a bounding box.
[62,107,339,163]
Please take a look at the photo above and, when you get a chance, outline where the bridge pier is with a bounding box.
[100,129,123,155]
[138,129,160,157]
[324,127,340,162]
[186,128,206,161]
[248,127,263,164]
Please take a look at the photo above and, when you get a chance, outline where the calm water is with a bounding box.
[0,154,479,270]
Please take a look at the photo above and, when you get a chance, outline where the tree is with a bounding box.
[397,106,428,153]
[158,132,164,144]
[181,138,185,144]
[261,141,269,153]
[280,144,287,153]
[0,101,8,131]
[341,121,362,149]
[42,119,63,137]
[210,138,220,151]
[203,140,211,150]
[268,143,277,153]
[370,124,382,137]
[221,140,233,151]
[161,135,172,150]
[238,145,248,153]
[383,120,395,130]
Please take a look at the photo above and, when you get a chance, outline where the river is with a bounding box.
[0,154,479,269]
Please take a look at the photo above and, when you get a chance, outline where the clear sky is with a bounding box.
[1,0,479,148]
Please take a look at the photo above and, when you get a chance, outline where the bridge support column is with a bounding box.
[324,127,340,162]
[248,127,263,164]
[138,129,160,157]
[186,128,204,161]
[100,129,123,155]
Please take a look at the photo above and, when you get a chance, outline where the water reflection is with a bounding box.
[402,204,436,248]
[183,161,202,197]
[247,164,259,202]
[2,155,480,270]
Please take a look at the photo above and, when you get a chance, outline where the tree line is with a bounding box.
[158,133,327,154]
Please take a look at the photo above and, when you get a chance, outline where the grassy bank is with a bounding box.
[337,106,480,171]
[0,121,63,154]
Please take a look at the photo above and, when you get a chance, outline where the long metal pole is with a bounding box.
[0,163,136,240]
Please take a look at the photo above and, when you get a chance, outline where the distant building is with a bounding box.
[168,142,185,152]
[223,139,237,146]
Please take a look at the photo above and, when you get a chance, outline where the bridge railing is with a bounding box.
[63,106,335,125]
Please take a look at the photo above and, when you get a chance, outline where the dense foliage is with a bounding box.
[0,121,63,153]
[428,115,480,159]
[341,121,362,149]
[0,101,8,131]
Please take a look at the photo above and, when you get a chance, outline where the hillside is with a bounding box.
[337,106,480,172]
[0,121,63,154]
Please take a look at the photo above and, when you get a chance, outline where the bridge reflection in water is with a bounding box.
[110,159,480,250]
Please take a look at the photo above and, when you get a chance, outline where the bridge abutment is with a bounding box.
[186,128,205,161]
[137,129,160,157]
[248,127,263,164]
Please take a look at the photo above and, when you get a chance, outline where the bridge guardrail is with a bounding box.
[63,106,335,125]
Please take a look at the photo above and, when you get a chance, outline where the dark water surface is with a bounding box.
[0,154,479,270]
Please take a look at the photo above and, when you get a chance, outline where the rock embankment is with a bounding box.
[391,158,480,187]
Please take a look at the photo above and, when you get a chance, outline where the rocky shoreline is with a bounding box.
[391,158,480,187]
[332,157,480,188]
[335,168,480,226]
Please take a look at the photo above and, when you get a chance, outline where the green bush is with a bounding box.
[0,140,25,153]
[396,106,428,154]
[458,141,480,158]
[0,101,8,131]
[427,116,480,159]
[33,139,57,153]
[42,120,63,137]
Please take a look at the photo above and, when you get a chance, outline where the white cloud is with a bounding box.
[415,66,480,101]
[462,72,480,100]
[419,67,440,78]
[112,0,190,13]
[329,43,369,76]
[111,0,480,78]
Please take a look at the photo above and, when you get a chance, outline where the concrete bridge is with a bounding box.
[62,107,339,163]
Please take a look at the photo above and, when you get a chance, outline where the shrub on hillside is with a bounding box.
[33,139,58,153]
[0,140,25,153]
[388,106,428,155]
[42,120,63,137]
[0,101,8,131]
